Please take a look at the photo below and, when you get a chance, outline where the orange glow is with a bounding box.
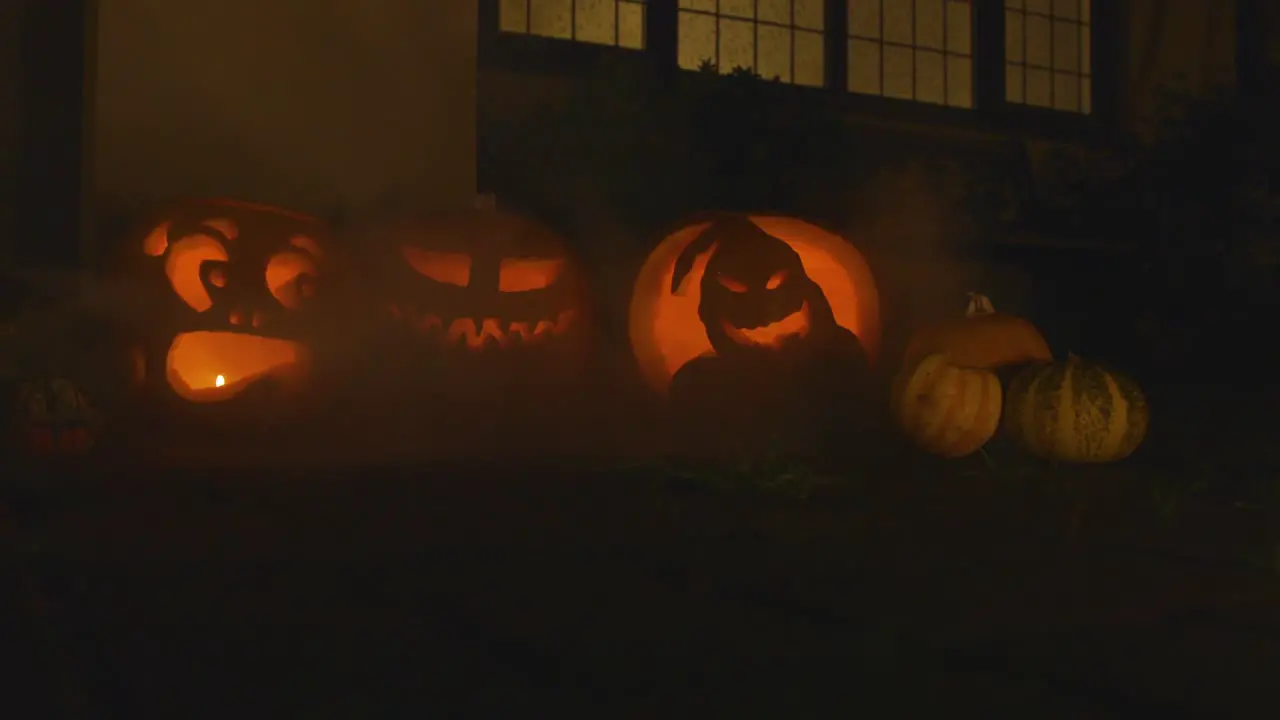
[723,300,811,348]
[629,216,881,394]
[142,222,171,256]
[288,234,323,258]
[498,258,564,292]
[402,246,470,286]
[165,331,309,403]
[165,233,229,312]
[265,251,318,309]
[717,275,749,293]
[766,269,788,290]
[201,218,239,240]
[417,309,578,349]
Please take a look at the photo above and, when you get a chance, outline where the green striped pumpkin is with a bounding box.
[1002,354,1148,463]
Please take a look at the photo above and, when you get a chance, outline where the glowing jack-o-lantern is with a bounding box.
[628,214,881,394]
[134,198,329,403]
[384,208,586,356]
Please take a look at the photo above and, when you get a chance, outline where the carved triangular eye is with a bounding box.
[499,257,564,292]
[402,247,471,287]
[717,275,748,293]
[766,270,788,290]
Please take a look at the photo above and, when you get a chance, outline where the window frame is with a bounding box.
[479,0,1123,141]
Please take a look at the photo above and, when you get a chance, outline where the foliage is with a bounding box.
[479,60,858,257]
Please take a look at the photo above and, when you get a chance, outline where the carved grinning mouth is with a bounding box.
[723,300,811,348]
[165,330,309,402]
[412,308,578,350]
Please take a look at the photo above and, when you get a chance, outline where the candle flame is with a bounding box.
[214,375,225,387]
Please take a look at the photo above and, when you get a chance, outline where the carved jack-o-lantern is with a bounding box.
[628,214,881,395]
[385,208,586,358]
[134,198,328,403]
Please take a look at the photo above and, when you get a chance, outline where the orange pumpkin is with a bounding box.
[902,292,1051,371]
[382,208,587,356]
[628,213,881,395]
[130,198,330,404]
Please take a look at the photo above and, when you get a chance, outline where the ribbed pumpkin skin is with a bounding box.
[890,353,1002,458]
[1002,356,1148,463]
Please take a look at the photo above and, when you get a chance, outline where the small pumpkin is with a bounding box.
[903,292,1052,370]
[1002,355,1148,463]
[890,352,1002,458]
[11,377,99,457]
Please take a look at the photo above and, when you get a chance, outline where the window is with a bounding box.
[676,0,826,88]
[846,0,974,108]
[1004,0,1090,113]
[499,0,647,49]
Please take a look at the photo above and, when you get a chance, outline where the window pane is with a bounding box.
[946,0,971,55]
[678,11,716,69]
[1081,0,1090,23]
[1005,11,1024,63]
[1081,24,1091,74]
[848,39,882,94]
[794,0,824,31]
[916,49,946,104]
[576,0,617,45]
[619,2,645,49]
[795,29,825,86]
[720,0,754,20]
[679,0,716,11]
[1081,76,1092,113]
[530,0,573,38]
[1052,0,1079,20]
[884,44,914,99]
[947,55,973,107]
[1053,71,1079,111]
[719,17,755,72]
[1005,0,1024,8]
[1026,67,1052,106]
[1026,0,1050,14]
[849,0,881,38]
[1006,64,1025,103]
[758,24,793,82]
[884,0,914,45]
[916,0,945,50]
[1025,13,1051,67]
[499,0,528,32]
[759,0,792,26]
[1053,19,1079,71]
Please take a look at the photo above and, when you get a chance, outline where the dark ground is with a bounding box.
[1,384,1279,719]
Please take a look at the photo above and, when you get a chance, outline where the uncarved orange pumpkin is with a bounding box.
[628,214,881,395]
[902,292,1051,371]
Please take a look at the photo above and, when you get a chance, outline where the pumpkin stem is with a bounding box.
[965,292,995,317]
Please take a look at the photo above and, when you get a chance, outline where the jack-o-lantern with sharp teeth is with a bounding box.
[128,198,329,406]
[381,207,587,371]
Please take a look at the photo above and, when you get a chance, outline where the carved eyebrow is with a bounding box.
[199,218,239,240]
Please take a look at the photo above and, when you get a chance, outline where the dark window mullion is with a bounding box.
[825,0,847,91]
[974,0,1005,110]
